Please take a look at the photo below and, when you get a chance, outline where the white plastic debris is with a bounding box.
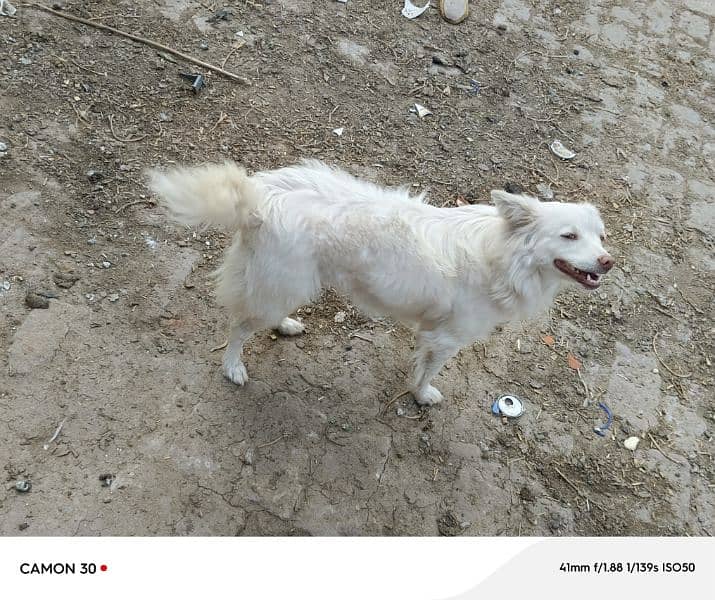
[0,141,8,157]
[1,280,10,292]
[549,139,576,160]
[624,436,640,451]
[332,127,344,137]
[143,235,159,250]
[0,0,17,17]
[536,182,554,199]
[413,103,432,118]
[492,394,525,418]
[401,0,429,19]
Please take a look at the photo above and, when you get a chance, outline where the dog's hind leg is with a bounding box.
[409,330,460,406]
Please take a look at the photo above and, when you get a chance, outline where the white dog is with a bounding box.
[149,160,613,406]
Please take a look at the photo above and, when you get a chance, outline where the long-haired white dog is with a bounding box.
[149,160,613,406]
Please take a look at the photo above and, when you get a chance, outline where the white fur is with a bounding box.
[149,160,612,405]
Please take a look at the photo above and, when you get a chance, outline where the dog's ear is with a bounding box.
[491,190,539,228]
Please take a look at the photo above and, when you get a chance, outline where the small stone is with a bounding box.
[624,436,640,451]
[15,480,31,493]
[98,473,114,487]
[440,0,469,25]
[504,182,524,194]
[333,311,346,323]
[53,272,79,288]
[101,261,111,268]
[243,447,255,465]
[437,512,461,536]
[86,169,103,183]
[547,512,566,532]
[536,182,554,199]
[18,522,29,531]
[25,292,49,309]
[199,41,209,50]
[519,485,536,502]
[107,293,120,302]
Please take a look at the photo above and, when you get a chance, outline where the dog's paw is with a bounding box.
[223,358,249,385]
[277,317,305,336]
[413,385,444,406]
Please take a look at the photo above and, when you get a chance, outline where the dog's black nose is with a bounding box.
[598,255,615,271]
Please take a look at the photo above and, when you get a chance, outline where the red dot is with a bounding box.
[100,565,108,572]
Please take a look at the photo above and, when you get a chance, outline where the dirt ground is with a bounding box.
[1,0,713,536]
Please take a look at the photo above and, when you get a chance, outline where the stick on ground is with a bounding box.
[27,3,251,85]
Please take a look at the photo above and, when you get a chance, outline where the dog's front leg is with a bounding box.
[409,330,461,406]
[223,318,263,385]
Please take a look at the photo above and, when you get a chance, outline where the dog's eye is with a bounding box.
[561,233,578,240]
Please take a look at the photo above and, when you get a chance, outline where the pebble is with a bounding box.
[25,292,49,309]
[15,480,31,493]
[86,169,103,183]
[243,447,255,465]
[624,436,640,451]
[334,311,346,323]
[107,293,120,302]
[536,182,554,199]
[199,41,209,50]
[98,474,114,487]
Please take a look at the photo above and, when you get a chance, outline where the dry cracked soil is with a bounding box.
[0,0,713,536]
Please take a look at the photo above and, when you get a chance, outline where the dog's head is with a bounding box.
[491,190,614,290]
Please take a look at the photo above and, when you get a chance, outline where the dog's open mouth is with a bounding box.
[554,259,602,289]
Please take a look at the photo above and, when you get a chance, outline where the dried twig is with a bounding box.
[70,59,107,77]
[382,389,410,414]
[647,433,685,466]
[210,340,228,352]
[677,287,704,314]
[652,331,692,379]
[43,418,66,450]
[108,115,147,143]
[258,434,287,449]
[208,112,228,133]
[220,41,245,70]
[114,198,156,213]
[350,332,374,344]
[554,466,581,494]
[576,368,591,407]
[27,3,251,85]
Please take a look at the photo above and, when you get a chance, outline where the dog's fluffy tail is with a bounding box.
[148,162,262,229]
